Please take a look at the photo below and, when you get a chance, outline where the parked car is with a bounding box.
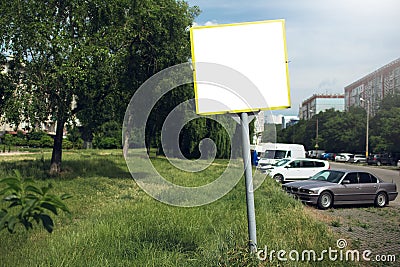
[261,158,329,183]
[335,153,354,162]
[282,169,398,209]
[351,154,367,163]
[307,150,325,159]
[321,152,335,161]
[367,153,395,166]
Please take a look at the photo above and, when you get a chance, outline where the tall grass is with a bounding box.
[0,150,353,266]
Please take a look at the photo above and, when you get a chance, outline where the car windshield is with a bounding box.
[310,170,345,183]
[274,159,291,167]
[264,150,286,159]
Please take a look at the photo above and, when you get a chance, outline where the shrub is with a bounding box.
[93,121,122,149]
[28,139,41,148]
[28,131,45,141]
[14,137,28,146]
[74,138,84,149]
[0,170,72,233]
[66,126,83,149]
[40,135,54,148]
[16,130,25,139]
[62,139,74,150]
[3,134,15,146]
[96,137,120,149]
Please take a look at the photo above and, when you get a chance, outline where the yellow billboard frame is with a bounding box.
[190,19,291,115]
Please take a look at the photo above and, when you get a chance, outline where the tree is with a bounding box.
[278,108,366,153]
[75,0,200,150]
[369,94,400,153]
[1,1,104,173]
[0,0,200,172]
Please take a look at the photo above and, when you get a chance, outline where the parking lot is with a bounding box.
[313,162,400,265]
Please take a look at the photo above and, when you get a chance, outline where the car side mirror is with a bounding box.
[342,179,350,184]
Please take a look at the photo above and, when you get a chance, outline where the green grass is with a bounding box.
[0,150,354,266]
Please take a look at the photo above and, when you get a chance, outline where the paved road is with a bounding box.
[317,162,400,263]
[330,162,400,205]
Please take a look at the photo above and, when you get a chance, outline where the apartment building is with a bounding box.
[299,94,345,120]
[345,58,400,114]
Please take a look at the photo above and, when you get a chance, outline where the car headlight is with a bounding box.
[299,188,315,194]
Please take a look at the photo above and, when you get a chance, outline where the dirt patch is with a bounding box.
[0,151,32,156]
[314,204,400,266]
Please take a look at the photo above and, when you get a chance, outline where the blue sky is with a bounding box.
[187,0,400,116]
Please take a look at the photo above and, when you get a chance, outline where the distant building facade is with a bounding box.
[281,116,299,129]
[345,58,400,115]
[265,114,283,125]
[299,94,345,120]
[252,111,265,144]
[264,114,299,127]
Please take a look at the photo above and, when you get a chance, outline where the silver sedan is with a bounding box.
[282,169,398,209]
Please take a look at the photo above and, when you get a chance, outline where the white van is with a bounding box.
[264,158,330,183]
[257,143,306,167]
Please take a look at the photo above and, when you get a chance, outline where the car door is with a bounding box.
[336,154,346,162]
[300,160,317,179]
[357,172,379,202]
[334,172,360,202]
[281,160,300,180]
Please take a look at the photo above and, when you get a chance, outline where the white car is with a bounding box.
[334,153,354,162]
[352,154,367,163]
[263,158,330,183]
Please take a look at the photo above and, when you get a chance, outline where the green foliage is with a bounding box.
[279,94,400,154]
[95,137,120,149]
[40,135,54,148]
[3,134,15,146]
[0,170,72,233]
[0,131,53,148]
[369,94,400,152]
[1,0,200,169]
[14,136,27,146]
[93,121,122,149]
[28,140,41,148]
[262,123,278,143]
[178,117,235,159]
[62,139,74,150]
[28,131,46,141]
[66,126,83,149]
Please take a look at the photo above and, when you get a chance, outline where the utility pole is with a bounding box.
[360,98,369,158]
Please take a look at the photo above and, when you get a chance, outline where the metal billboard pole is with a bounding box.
[240,112,257,253]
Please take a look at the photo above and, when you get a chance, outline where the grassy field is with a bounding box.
[0,149,353,266]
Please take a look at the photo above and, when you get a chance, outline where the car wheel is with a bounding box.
[377,161,382,166]
[317,191,333,210]
[374,192,388,207]
[273,174,284,183]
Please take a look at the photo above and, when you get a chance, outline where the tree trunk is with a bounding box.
[83,141,92,149]
[50,116,65,175]
[81,126,93,149]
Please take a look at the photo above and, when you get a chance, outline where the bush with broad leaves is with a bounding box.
[0,170,72,233]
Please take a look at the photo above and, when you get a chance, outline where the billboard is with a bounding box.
[190,19,291,115]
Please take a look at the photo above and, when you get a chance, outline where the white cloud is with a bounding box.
[204,20,218,26]
[192,20,219,27]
